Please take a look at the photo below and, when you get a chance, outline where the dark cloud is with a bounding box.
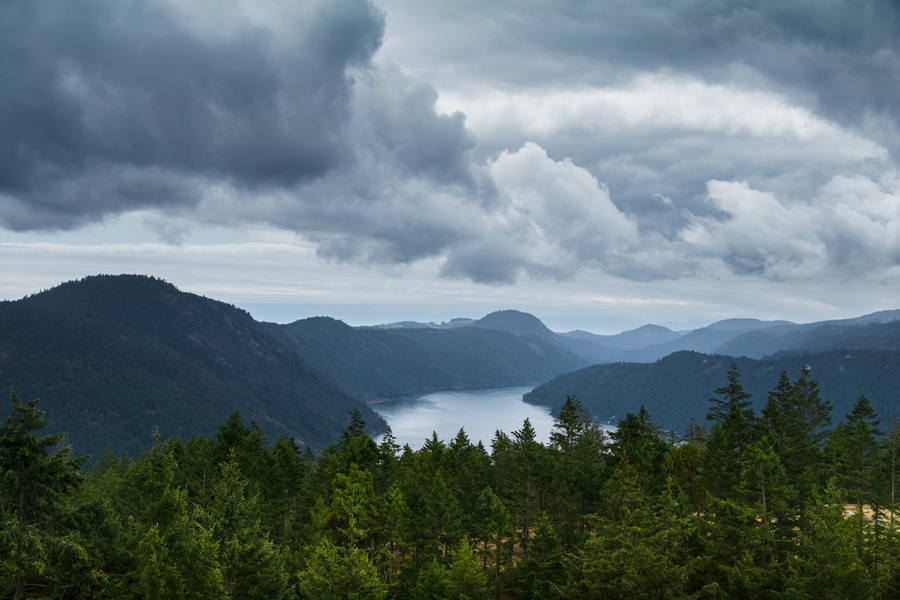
[3,0,898,290]
[0,0,389,229]
[390,0,900,140]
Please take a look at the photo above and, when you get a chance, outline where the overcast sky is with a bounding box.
[2,0,899,333]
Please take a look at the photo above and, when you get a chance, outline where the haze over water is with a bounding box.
[371,386,554,450]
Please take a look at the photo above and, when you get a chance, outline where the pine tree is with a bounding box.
[511,418,544,556]
[115,437,226,599]
[515,512,564,600]
[206,454,292,599]
[297,538,387,600]
[547,396,607,547]
[707,361,753,424]
[448,538,490,600]
[787,483,872,599]
[830,395,882,565]
[0,391,87,599]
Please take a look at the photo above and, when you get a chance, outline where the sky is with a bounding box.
[2,0,899,333]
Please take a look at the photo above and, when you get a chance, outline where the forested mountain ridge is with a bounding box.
[262,313,587,401]
[6,368,900,598]
[4,273,900,458]
[554,312,900,363]
[0,275,386,457]
[0,276,586,457]
[525,348,900,433]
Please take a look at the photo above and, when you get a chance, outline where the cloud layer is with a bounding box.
[2,0,899,287]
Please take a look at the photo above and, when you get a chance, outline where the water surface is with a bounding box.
[371,386,554,450]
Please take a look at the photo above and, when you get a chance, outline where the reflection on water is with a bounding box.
[371,386,554,450]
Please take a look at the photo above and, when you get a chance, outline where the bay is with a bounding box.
[370,386,554,450]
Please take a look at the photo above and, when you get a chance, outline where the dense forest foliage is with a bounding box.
[526,350,900,434]
[0,275,386,456]
[4,363,900,599]
[262,315,586,401]
[578,312,900,364]
[1,275,590,457]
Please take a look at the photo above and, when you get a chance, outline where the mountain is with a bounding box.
[368,318,475,330]
[0,275,385,457]
[524,349,900,434]
[706,318,795,332]
[472,310,557,339]
[5,274,900,456]
[562,324,684,350]
[716,318,900,359]
[556,312,900,364]
[264,313,587,401]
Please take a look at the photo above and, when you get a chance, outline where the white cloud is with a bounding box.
[439,74,886,162]
[681,174,900,278]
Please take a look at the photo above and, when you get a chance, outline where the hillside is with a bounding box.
[0,275,385,457]
[264,314,587,400]
[555,312,900,364]
[472,309,557,339]
[524,349,900,433]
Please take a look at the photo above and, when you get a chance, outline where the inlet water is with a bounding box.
[370,386,555,450]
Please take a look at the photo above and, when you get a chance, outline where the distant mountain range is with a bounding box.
[2,274,899,456]
[0,277,585,457]
[524,349,900,435]
[0,275,387,457]
[261,312,585,401]
[372,309,900,366]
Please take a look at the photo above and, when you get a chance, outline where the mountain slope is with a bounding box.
[264,314,588,400]
[525,349,900,434]
[718,319,900,358]
[0,275,385,457]
[561,312,900,364]
[562,324,684,350]
[472,310,557,339]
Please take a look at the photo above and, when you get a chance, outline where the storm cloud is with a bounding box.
[2,0,899,287]
[0,0,387,227]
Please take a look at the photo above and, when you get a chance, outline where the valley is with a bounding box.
[2,274,900,457]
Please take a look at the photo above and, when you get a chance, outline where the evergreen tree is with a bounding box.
[562,460,690,600]
[114,436,226,599]
[206,454,292,599]
[425,469,464,560]
[410,558,451,600]
[515,512,564,600]
[547,395,607,547]
[375,427,401,494]
[297,538,387,600]
[609,407,669,496]
[262,434,307,547]
[381,483,411,582]
[830,395,882,566]
[706,361,753,424]
[322,463,382,549]
[787,483,872,599]
[448,538,490,600]
[0,391,87,599]
[447,428,490,537]
[511,418,544,556]
[702,399,754,501]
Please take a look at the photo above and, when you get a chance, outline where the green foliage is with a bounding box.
[526,349,900,436]
[447,539,490,600]
[297,539,387,600]
[264,315,587,402]
[5,364,900,599]
[206,455,293,600]
[515,512,564,600]
[113,439,227,599]
[0,275,385,457]
[0,390,87,599]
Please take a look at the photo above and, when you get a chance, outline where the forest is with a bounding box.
[3,363,900,599]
